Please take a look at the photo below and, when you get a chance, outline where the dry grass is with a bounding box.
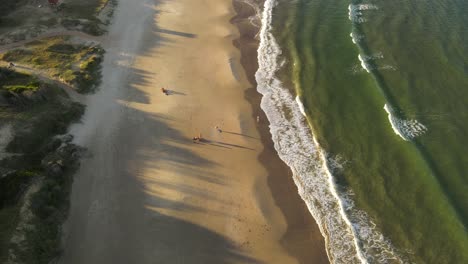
[1,36,104,93]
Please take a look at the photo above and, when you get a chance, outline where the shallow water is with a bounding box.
[256,0,468,263]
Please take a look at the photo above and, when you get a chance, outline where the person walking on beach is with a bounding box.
[192,133,203,143]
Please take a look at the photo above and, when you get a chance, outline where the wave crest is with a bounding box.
[256,1,404,263]
[384,104,427,140]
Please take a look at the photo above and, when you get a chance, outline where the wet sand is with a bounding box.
[61,0,328,263]
[231,1,329,262]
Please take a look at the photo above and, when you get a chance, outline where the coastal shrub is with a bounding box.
[0,0,18,17]
[1,49,33,61]
[60,69,77,83]
[82,20,105,36]
[6,100,84,154]
[3,83,40,93]
[2,39,104,93]
[0,67,14,78]
[0,170,35,208]
[75,53,103,93]
[26,156,77,263]
[38,17,58,27]
[12,141,81,263]
[61,0,110,20]
[60,18,81,28]
[28,178,65,263]
[0,68,34,87]
[0,92,83,262]
[0,206,19,263]
[46,43,78,54]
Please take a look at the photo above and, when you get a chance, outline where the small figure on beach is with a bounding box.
[215,126,222,133]
[161,87,168,95]
[192,133,203,143]
[8,62,15,69]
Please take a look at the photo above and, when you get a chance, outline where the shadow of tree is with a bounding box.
[64,105,261,263]
[62,1,262,263]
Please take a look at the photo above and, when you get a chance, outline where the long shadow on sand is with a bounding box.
[223,130,259,140]
[203,139,255,151]
[60,0,260,264]
[155,28,197,38]
[65,109,262,264]
[62,1,262,263]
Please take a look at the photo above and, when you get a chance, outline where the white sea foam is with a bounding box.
[350,32,364,44]
[256,1,404,263]
[363,52,384,60]
[358,54,371,72]
[348,4,378,23]
[239,0,262,28]
[296,96,306,117]
[350,64,366,74]
[384,104,427,141]
[356,4,378,11]
[379,65,397,71]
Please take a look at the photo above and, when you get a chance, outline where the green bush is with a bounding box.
[7,102,84,153]
[0,0,18,17]
[27,178,69,263]
[3,83,39,93]
[1,49,33,62]
[46,43,78,54]
[0,170,35,208]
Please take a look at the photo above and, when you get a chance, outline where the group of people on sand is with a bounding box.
[160,86,245,143]
[193,126,223,143]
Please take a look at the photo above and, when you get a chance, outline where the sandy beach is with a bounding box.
[61,0,328,263]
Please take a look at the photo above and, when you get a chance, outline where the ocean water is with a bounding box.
[254,0,468,263]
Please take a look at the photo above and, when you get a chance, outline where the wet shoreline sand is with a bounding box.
[231,0,329,262]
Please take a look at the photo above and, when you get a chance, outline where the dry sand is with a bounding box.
[62,0,328,263]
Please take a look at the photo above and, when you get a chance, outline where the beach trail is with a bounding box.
[61,0,327,263]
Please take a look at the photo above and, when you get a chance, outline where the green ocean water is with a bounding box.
[271,0,468,262]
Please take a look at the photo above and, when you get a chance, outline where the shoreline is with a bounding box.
[230,0,329,262]
[59,0,329,263]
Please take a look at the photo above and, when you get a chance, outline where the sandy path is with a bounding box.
[61,0,321,263]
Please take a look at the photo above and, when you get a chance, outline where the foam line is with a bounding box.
[256,1,404,263]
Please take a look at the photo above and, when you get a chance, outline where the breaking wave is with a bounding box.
[296,96,306,117]
[349,4,425,142]
[255,0,404,263]
[348,4,377,23]
[358,54,371,72]
[350,32,364,44]
[384,104,427,141]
